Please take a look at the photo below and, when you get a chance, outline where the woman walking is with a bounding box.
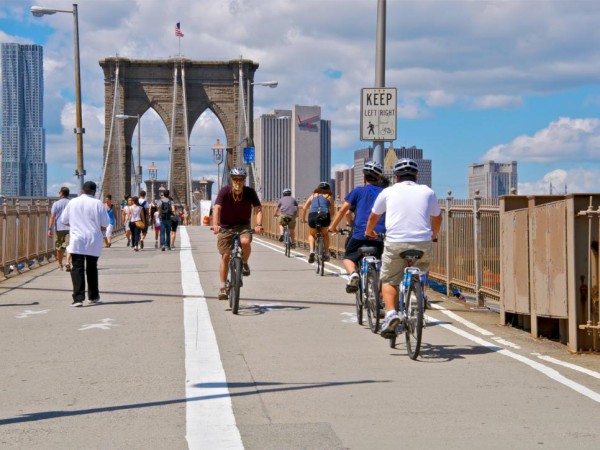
[125,196,144,251]
[104,194,115,248]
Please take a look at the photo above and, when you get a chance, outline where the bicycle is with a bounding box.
[340,229,382,333]
[313,223,326,276]
[387,249,427,360]
[222,229,254,315]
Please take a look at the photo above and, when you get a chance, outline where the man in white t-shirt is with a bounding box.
[365,158,442,338]
[59,181,110,307]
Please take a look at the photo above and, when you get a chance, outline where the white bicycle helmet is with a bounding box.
[363,161,384,178]
[230,167,247,177]
[393,158,418,176]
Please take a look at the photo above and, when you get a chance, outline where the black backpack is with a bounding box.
[160,200,172,220]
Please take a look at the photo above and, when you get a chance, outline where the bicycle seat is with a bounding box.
[281,216,292,224]
[358,246,378,257]
[399,249,424,259]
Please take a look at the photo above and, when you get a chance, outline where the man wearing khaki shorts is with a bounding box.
[48,186,71,270]
[365,158,442,339]
[212,167,263,300]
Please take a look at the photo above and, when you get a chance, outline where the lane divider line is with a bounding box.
[180,228,244,449]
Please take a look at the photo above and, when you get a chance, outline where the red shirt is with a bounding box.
[215,185,261,227]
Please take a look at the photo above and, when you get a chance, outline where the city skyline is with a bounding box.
[1,0,600,198]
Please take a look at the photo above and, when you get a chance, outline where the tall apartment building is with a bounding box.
[1,43,46,196]
[254,105,331,200]
[354,145,432,188]
[333,166,354,200]
[468,160,518,198]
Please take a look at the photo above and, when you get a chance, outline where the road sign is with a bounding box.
[243,147,255,164]
[360,87,397,141]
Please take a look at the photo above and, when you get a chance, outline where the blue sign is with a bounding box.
[243,147,255,164]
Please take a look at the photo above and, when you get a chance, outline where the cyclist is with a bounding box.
[302,181,335,263]
[329,161,386,293]
[212,167,263,300]
[274,188,298,247]
[365,158,442,338]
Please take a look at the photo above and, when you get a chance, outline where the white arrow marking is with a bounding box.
[78,318,119,331]
[15,309,51,319]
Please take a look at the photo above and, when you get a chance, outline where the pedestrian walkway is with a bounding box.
[2,226,600,449]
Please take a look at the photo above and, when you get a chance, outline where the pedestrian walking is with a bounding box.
[137,190,150,249]
[170,206,180,248]
[152,207,161,248]
[121,195,132,246]
[104,194,115,248]
[59,181,110,307]
[157,189,175,250]
[48,186,71,271]
[124,196,145,251]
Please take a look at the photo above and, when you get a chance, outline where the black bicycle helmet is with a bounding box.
[282,188,292,196]
[318,181,331,190]
[363,161,384,178]
[229,167,247,177]
[393,158,418,176]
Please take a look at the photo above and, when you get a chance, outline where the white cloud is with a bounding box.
[482,117,600,163]
[471,95,523,110]
[518,168,600,195]
[425,90,455,107]
[331,163,350,177]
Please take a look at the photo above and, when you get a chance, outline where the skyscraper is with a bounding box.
[468,160,518,198]
[1,43,46,196]
[253,105,331,200]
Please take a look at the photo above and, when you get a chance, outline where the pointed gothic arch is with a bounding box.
[99,57,258,206]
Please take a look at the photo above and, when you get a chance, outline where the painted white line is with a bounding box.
[180,228,243,450]
[15,309,50,318]
[427,316,600,403]
[429,302,494,336]
[532,353,600,380]
[491,336,521,349]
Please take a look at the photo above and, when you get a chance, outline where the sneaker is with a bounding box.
[218,288,228,300]
[242,262,251,276]
[323,253,331,262]
[140,241,144,249]
[308,253,315,264]
[57,264,63,271]
[88,297,101,305]
[278,235,284,242]
[161,246,165,251]
[290,242,296,249]
[172,244,176,248]
[127,239,131,247]
[380,311,400,338]
[71,301,83,307]
[346,272,360,293]
[65,263,71,272]
[167,246,172,251]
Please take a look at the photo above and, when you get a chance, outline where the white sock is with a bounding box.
[220,282,226,289]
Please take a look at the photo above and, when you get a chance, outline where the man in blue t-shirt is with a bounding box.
[329,161,386,293]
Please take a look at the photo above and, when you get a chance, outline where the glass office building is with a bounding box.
[1,43,47,196]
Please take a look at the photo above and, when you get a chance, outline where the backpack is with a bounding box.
[160,200,172,220]
[312,195,329,220]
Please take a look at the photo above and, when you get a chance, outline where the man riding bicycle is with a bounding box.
[275,188,298,247]
[365,158,442,338]
[329,161,386,293]
[213,167,263,300]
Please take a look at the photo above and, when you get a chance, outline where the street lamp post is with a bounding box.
[212,138,225,194]
[115,113,141,196]
[32,3,85,192]
[148,161,158,202]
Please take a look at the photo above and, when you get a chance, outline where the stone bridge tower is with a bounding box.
[99,57,258,206]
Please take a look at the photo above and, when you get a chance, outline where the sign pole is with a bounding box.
[373,0,386,165]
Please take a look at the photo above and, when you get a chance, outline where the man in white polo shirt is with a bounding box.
[59,181,110,307]
[365,158,442,338]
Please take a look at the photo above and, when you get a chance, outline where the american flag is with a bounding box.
[175,22,184,37]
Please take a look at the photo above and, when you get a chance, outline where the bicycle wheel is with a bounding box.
[229,257,242,314]
[314,237,322,275]
[355,275,363,325]
[365,266,380,333]
[404,277,424,359]
[284,227,291,257]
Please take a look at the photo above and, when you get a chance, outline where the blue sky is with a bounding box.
[2,0,600,198]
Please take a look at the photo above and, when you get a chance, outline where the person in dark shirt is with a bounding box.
[212,167,263,300]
